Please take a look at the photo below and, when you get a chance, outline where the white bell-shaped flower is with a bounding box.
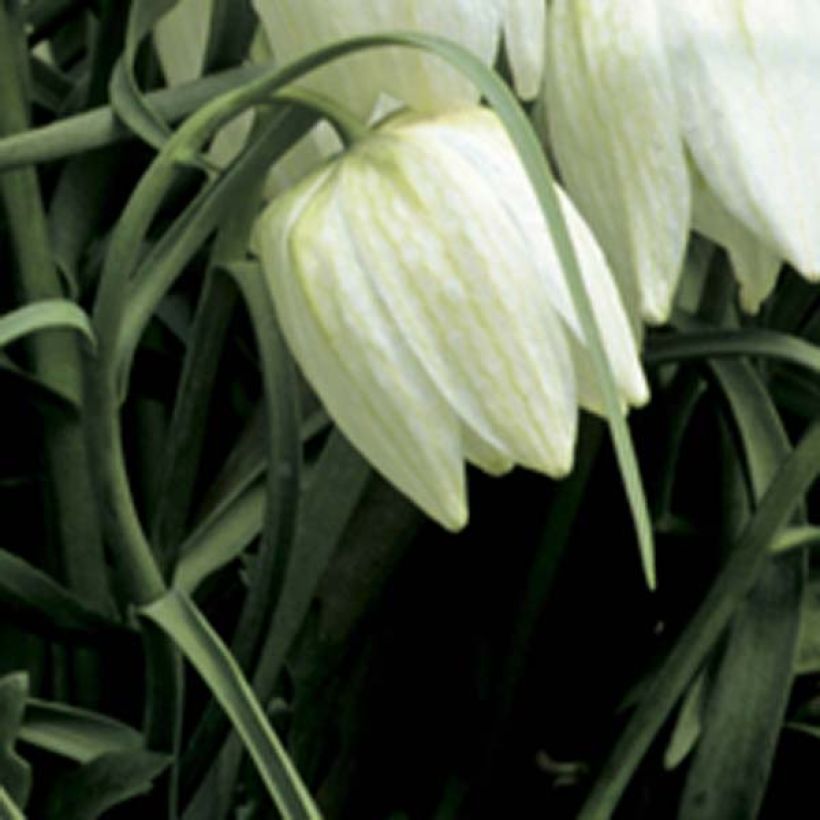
[254,107,647,529]
[544,0,819,318]
[543,0,690,325]
[252,0,546,119]
[660,0,820,282]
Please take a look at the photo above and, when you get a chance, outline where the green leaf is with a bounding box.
[111,104,318,397]
[180,428,370,805]
[108,0,177,150]
[577,420,820,819]
[141,590,320,819]
[0,548,120,642]
[645,325,820,377]
[19,700,142,764]
[0,674,30,810]
[0,786,25,820]
[0,301,94,351]
[174,477,265,594]
[42,750,171,820]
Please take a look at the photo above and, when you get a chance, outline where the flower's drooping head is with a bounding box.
[255,107,647,528]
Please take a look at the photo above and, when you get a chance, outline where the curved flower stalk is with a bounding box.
[252,0,546,119]
[544,0,818,321]
[254,106,647,529]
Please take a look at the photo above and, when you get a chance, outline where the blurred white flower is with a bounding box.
[254,106,647,529]
[543,0,816,319]
[252,0,546,118]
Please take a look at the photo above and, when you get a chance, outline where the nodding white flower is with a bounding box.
[544,0,691,325]
[254,106,647,529]
[660,0,820,282]
[252,0,546,119]
[543,0,817,319]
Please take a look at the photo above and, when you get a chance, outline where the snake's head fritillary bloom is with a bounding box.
[544,0,818,318]
[254,106,647,529]
[543,0,690,326]
[252,0,546,119]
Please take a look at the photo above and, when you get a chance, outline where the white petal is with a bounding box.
[256,167,468,530]
[503,0,547,100]
[154,0,214,86]
[411,108,648,412]
[661,0,820,278]
[343,121,579,477]
[545,0,691,324]
[252,0,500,117]
[690,160,782,314]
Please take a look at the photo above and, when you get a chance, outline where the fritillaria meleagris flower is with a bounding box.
[252,0,547,118]
[543,0,819,320]
[254,106,648,529]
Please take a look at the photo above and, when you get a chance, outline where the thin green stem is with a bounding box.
[0,2,111,623]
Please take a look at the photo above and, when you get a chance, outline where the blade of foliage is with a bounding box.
[578,420,820,819]
[0,301,94,351]
[20,699,142,764]
[0,1,110,617]
[0,63,266,170]
[0,787,24,820]
[113,104,319,397]
[645,326,820,376]
[0,674,30,809]
[771,525,820,555]
[676,360,805,819]
[42,750,171,820]
[0,549,120,642]
[108,0,177,149]
[225,261,301,671]
[141,590,320,819]
[174,477,265,594]
[151,272,240,573]
[181,429,369,806]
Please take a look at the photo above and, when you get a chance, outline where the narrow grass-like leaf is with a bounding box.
[0,787,24,820]
[174,478,265,593]
[181,429,369,805]
[0,301,94,351]
[112,104,318,397]
[645,326,820,377]
[20,700,142,764]
[676,360,805,820]
[771,526,820,555]
[0,549,120,642]
[0,674,30,809]
[108,0,177,149]
[577,420,820,819]
[42,750,171,820]
[141,590,320,819]
[0,63,266,170]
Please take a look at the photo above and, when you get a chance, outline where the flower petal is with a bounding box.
[342,120,579,478]
[690,160,782,314]
[255,166,468,530]
[413,108,648,413]
[545,0,690,324]
[502,0,547,100]
[661,0,820,278]
[252,0,501,118]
